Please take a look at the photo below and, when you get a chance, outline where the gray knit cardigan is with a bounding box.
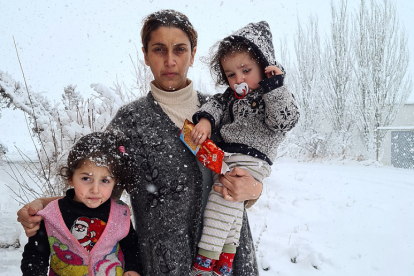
[108,92,258,276]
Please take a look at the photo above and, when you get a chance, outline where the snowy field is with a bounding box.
[0,157,413,275]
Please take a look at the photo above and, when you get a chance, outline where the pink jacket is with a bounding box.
[38,198,130,276]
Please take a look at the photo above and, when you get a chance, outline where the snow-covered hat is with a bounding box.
[225,21,277,70]
[209,21,285,86]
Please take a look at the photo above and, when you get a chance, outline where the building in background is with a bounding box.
[379,102,414,168]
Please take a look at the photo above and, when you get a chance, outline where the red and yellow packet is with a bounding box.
[179,119,229,175]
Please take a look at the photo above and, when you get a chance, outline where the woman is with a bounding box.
[17,9,262,276]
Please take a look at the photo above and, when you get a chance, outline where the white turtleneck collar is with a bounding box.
[150,80,201,128]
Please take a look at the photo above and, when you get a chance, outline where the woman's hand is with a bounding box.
[17,199,44,237]
[123,271,140,276]
[17,197,60,237]
[215,167,263,202]
[191,118,212,145]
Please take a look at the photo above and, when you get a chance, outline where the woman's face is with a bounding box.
[143,26,196,91]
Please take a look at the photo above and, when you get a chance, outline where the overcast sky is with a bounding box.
[1,0,413,100]
[0,0,413,152]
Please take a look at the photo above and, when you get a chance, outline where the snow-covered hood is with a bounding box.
[224,21,284,73]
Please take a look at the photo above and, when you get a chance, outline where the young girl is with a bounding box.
[189,21,300,275]
[21,131,141,276]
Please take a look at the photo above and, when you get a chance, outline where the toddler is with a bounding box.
[190,21,300,276]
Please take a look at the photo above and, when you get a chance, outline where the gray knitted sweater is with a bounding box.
[193,21,299,165]
[108,92,258,276]
[193,81,299,165]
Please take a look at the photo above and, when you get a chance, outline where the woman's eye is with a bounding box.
[153,47,165,53]
[175,47,186,53]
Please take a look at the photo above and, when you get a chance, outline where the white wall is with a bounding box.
[380,104,414,165]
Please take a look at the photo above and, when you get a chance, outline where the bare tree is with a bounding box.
[291,15,327,158]
[0,72,127,200]
[0,46,156,202]
[128,50,153,99]
[0,143,6,162]
[320,0,356,157]
[0,70,63,198]
[62,84,82,111]
[352,0,412,159]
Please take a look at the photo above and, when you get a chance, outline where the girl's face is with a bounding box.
[143,26,196,91]
[69,159,116,208]
[221,51,264,92]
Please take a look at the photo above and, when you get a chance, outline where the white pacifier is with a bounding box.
[233,82,249,99]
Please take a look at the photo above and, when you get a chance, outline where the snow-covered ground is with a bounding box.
[1,157,413,275]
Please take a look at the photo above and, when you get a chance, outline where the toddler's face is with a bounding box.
[221,51,264,92]
[69,159,116,208]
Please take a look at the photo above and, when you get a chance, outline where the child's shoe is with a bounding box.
[189,254,216,276]
[212,252,235,276]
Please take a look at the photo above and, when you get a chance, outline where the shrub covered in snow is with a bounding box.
[0,68,149,200]
[0,142,6,163]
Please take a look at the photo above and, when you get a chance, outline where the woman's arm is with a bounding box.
[21,221,50,276]
[17,196,61,237]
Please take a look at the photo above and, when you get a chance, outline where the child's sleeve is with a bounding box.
[119,221,142,274]
[260,74,285,93]
[21,221,50,276]
[192,89,232,130]
[262,79,300,132]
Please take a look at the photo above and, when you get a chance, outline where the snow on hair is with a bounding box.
[60,131,134,188]
[141,9,198,52]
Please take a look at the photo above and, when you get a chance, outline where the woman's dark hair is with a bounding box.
[141,9,198,53]
[60,131,134,189]
[210,39,262,86]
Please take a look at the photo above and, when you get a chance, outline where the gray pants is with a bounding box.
[198,154,271,259]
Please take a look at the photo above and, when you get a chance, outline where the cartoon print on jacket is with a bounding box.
[94,243,125,276]
[70,217,106,252]
[48,236,88,276]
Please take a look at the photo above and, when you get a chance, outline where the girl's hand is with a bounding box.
[215,167,263,202]
[123,271,140,276]
[265,65,283,78]
[191,118,212,145]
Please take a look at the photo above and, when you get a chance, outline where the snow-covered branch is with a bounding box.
[0,54,152,200]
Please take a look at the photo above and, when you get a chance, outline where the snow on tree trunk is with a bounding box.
[320,0,356,157]
[352,0,412,160]
[290,16,328,158]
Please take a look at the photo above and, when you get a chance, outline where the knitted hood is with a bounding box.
[225,21,284,74]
